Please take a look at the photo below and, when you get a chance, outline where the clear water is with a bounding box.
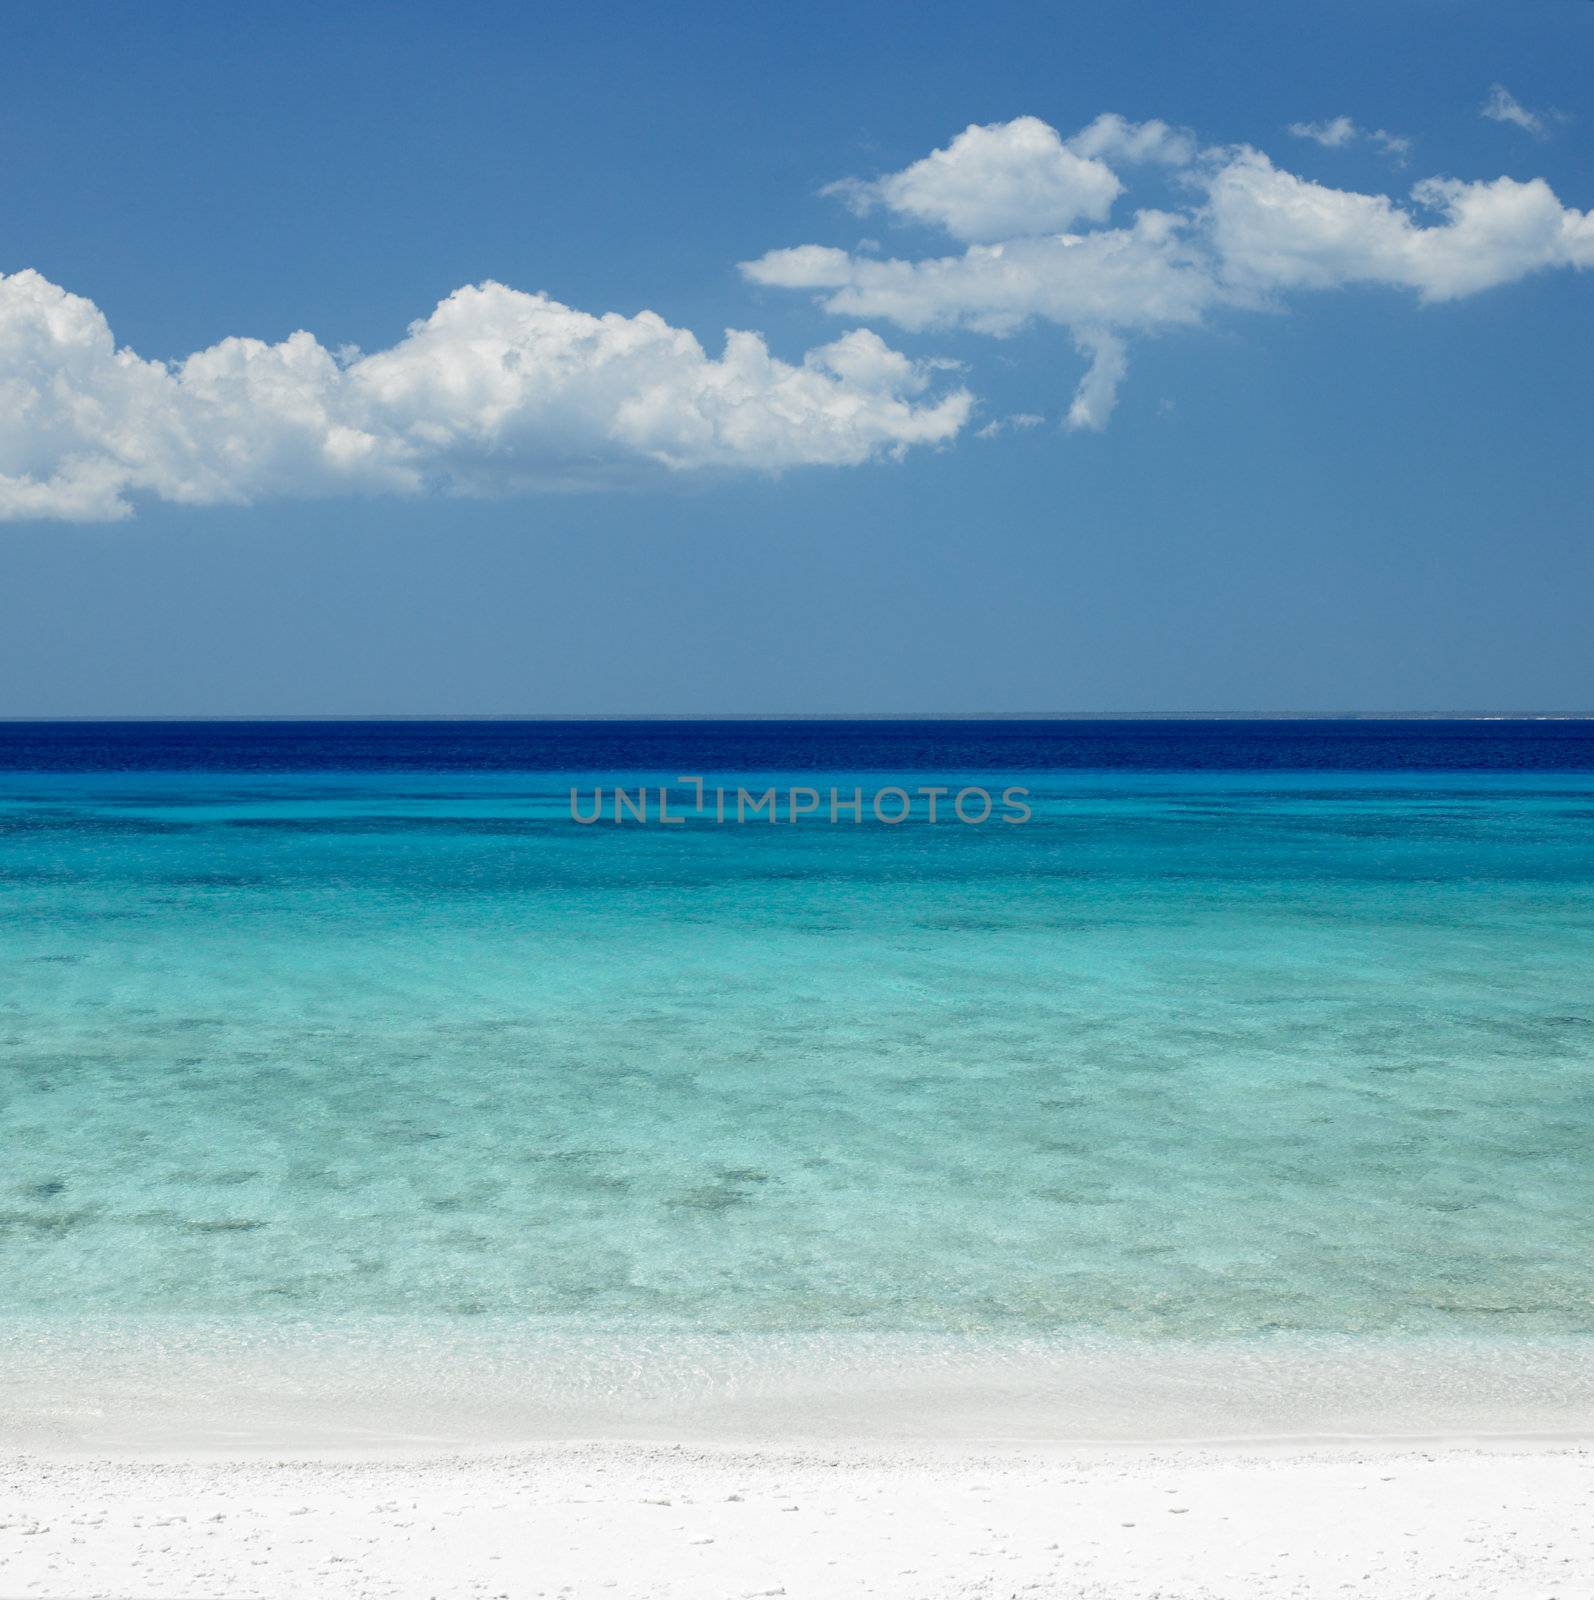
[4,725,1592,1373]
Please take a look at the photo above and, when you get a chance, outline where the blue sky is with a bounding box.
[1,0,1591,714]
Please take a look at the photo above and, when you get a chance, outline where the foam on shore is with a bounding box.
[4,1319,1592,1455]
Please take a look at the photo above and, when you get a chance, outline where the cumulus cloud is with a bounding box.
[744,113,1594,425]
[747,209,1215,338]
[0,273,971,522]
[1288,117,1411,162]
[822,116,1125,242]
[8,107,1593,520]
[1481,84,1551,138]
[822,115,1200,248]
[1205,154,1594,300]
[1066,113,1197,169]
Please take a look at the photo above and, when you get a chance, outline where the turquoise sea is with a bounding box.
[2,722,1592,1444]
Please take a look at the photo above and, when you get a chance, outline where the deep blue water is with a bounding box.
[4,717,1594,772]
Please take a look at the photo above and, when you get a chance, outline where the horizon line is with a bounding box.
[3,712,1594,725]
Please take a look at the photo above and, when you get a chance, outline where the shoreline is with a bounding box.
[5,1324,1592,1458]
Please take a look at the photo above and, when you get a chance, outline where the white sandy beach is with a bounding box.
[3,1330,1593,1595]
[3,1439,1590,1599]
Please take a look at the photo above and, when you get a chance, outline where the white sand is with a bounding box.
[3,1439,1590,1599]
[4,1330,1591,1595]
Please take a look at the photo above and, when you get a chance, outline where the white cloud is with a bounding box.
[1066,113,1197,168]
[1289,116,1360,150]
[1065,330,1129,432]
[1481,84,1551,138]
[1288,117,1411,162]
[0,273,971,522]
[822,115,1199,248]
[744,115,1594,423]
[1205,153,1594,301]
[746,209,1215,337]
[9,107,1593,521]
[823,116,1125,242]
[975,411,1045,440]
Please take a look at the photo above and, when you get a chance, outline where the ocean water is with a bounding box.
[3,721,1593,1442]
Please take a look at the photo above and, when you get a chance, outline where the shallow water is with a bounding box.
[4,725,1592,1364]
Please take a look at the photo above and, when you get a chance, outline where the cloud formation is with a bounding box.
[1287,117,1411,162]
[0,274,970,522]
[822,116,1121,242]
[1481,84,1552,139]
[6,107,1592,520]
[822,114,1195,246]
[974,410,1045,441]
[744,114,1594,429]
